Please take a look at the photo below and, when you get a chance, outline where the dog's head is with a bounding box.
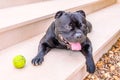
[54,10,92,50]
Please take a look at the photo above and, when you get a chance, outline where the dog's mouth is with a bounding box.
[58,34,81,51]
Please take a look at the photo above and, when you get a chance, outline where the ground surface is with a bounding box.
[84,38,120,80]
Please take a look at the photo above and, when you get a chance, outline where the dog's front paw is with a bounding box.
[31,56,44,66]
[87,62,96,74]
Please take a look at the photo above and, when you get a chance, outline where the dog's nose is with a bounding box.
[75,33,82,39]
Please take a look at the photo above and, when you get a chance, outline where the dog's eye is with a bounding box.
[78,23,84,29]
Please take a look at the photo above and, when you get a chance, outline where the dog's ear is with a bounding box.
[76,10,86,17]
[55,11,65,19]
[86,21,92,33]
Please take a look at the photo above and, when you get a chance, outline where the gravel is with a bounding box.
[84,38,120,80]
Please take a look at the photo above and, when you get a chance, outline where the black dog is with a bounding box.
[32,10,95,73]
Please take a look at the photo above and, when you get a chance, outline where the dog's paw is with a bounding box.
[87,63,96,74]
[31,56,44,66]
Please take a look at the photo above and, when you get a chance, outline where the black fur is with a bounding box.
[32,10,95,73]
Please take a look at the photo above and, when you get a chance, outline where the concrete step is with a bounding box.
[0,3,120,80]
[0,0,116,50]
[0,0,48,9]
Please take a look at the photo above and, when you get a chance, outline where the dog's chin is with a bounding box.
[58,34,82,51]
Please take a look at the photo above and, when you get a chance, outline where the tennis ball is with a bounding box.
[13,55,26,69]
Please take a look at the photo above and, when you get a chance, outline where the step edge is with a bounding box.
[0,0,116,34]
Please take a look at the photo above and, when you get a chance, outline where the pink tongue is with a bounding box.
[69,42,81,51]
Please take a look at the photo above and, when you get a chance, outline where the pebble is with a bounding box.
[113,76,119,80]
[117,62,120,67]
[96,61,104,69]
[110,65,115,71]
[103,72,110,78]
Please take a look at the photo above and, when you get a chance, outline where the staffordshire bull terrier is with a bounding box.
[31,10,95,73]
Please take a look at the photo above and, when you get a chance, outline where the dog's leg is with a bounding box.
[32,42,51,66]
[32,22,56,66]
[81,39,95,73]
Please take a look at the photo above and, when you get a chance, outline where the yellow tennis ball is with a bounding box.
[13,55,26,69]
